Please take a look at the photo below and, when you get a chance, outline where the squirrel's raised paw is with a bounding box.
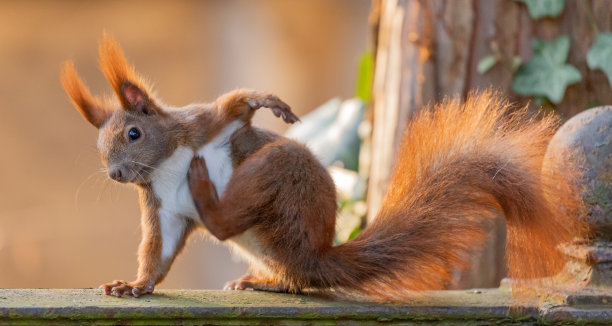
[270,105,300,124]
[247,97,300,124]
[100,280,154,298]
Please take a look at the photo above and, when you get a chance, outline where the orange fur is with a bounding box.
[327,91,587,298]
[98,33,153,111]
[189,91,586,301]
[64,35,586,301]
[214,89,299,124]
[65,36,299,298]
[60,62,111,127]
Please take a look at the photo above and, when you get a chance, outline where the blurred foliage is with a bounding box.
[330,167,367,245]
[337,50,377,242]
[516,0,565,19]
[587,33,612,85]
[476,55,497,74]
[513,36,581,104]
[355,51,374,102]
[347,226,362,241]
[479,1,612,106]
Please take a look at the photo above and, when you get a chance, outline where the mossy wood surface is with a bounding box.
[0,289,610,325]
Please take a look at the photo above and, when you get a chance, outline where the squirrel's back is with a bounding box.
[305,91,586,299]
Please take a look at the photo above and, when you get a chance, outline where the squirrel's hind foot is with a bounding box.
[223,274,291,293]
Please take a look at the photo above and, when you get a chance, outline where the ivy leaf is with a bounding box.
[532,37,570,63]
[517,0,565,19]
[534,96,549,107]
[477,55,498,74]
[587,32,612,85]
[513,35,581,104]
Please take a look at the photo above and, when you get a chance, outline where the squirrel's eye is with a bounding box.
[128,128,141,142]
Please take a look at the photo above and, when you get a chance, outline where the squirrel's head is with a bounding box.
[61,35,180,185]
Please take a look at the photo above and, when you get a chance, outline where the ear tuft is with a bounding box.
[60,61,111,128]
[99,33,155,113]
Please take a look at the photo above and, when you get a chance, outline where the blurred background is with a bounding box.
[0,0,371,289]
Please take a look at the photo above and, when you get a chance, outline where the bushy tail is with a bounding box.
[325,91,586,299]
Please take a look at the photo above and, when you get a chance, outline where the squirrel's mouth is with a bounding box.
[108,164,153,184]
[128,165,155,184]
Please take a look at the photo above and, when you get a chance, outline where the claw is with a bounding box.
[224,274,257,291]
[235,281,248,290]
[99,280,153,298]
[224,280,248,290]
[223,281,235,290]
[132,287,142,298]
[270,106,299,124]
[223,276,289,293]
[245,94,299,125]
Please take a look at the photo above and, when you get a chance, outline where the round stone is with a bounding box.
[545,106,612,239]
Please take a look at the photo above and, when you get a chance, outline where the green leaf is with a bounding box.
[347,226,362,241]
[534,96,549,107]
[355,51,374,102]
[587,32,612,85]
[517,0,565,19]
[477,55,498,74]
[587,100,602,109]
[532,35,571,64]
[513,36,581,104]
[511,56,522,72]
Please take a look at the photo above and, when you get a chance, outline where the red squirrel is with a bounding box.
[61,35,585,300]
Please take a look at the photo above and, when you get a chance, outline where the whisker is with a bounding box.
[97,177,109,203]
[109,178,123,203]
[98,171,121,203]
[131,160,185,179]
[131,165,146,184]
[74,169,108,209]
[131,161,156,169]
[98,175,112,203]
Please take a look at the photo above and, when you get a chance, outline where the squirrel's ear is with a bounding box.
[60,61,112,128]
[98,33,162,116]
[120,81,154,115]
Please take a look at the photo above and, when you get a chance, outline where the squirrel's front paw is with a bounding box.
[269,105,299,124]
[246,96,299,124]
[188,157,211,190]
[100,280,154,298]
[188,157,218,204]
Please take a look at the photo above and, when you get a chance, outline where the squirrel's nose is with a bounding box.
[109,167,123,182]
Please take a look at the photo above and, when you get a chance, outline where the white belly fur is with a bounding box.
[150,121,267,272]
